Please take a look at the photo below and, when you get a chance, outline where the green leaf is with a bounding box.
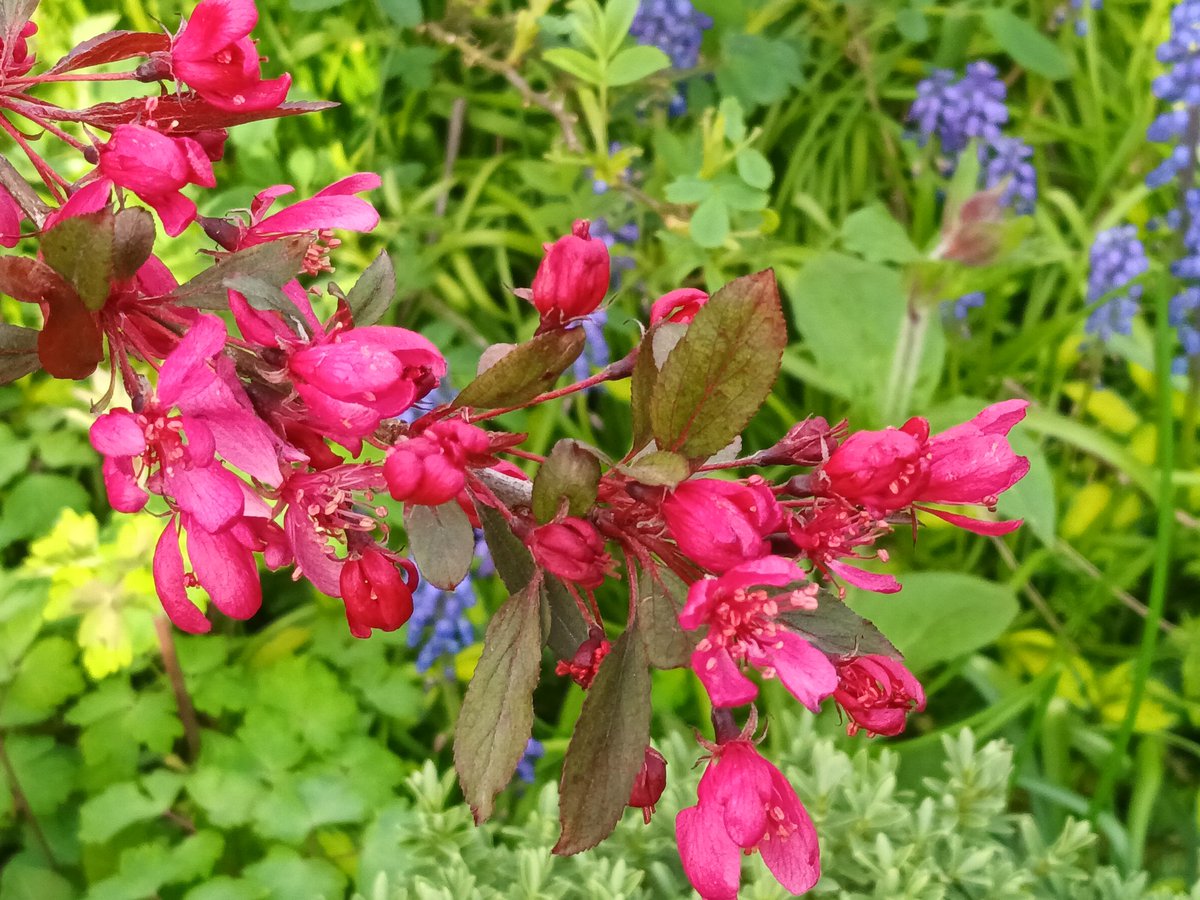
[846,572,1018,671]
[651,270,786,459]
[896,5,930,42]
[174,235,311,310]
[532,439,602,523]
[79,772,184,843]
[777,589,900,660]
[983,9,1072,80]
[0,423,29,487]
[405,501,475,590]
[2,735,78,816]
[242,848,346,900]
[618,450,690,487]
[635,568,695,669]
[689,195,729,248]
[0,473,90,549]
[602,0,639,57]
[716,33,804,110]
[377,0,422,26]
[543,47,604,85]
[0,323,39,385]
[0,854,76,900]
[0,636,83,726]
[478,503,535,594]
[454,579,543,823]
[41,210,114,311]
[111,207,156,280]
[735,149,774,190]
[346,250,395,327]
[554,627,651,854]
[541,575,590,661]
[840,204,921,264]
[605,45,670,86]
[455,328,586,410]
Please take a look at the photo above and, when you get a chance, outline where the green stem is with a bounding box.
[1088,285,1176,823]
[880,298,930,424]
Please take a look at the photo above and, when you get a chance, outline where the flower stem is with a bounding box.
[155,615,202,763]
[879,296,931,424]
[1088,282,1176,823]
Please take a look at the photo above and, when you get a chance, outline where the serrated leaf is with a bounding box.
[606,45,670,87]
[650,270,785,459]
[0,323,39,384]
[554,627,651,854]
[454,328,586,409]
[776,589,900,660]
[112,207,156,280]
[532,439,601,523]
[0,256,101,379]
[983,9,1071,80]
[346,250,395,326]
[618,450,689,487]
[224,275,308,334]
[173,234,312,309]
[629,326,662,452]
[543,47,603,85]
[541,575,590,661]
[40,210,114,310]
[46,29,171,75]
[635,568,695,669]
[405,501,474,590]
[477,503,535,594]
[454,580,543,823]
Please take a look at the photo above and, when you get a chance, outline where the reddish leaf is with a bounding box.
[454,328,586,410]
[0,0,36,39]
[46,30,170,75]
[41,210,115,311]
[46,96,338,134]
[0,322,40,384]
[635,567,695,669]
[405,501,475,591]
[0,256,102,379]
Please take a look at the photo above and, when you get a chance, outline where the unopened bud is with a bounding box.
[627,747,667,824]
[758,416,846,466]
[528,517,611,589]
[134,53,173,83]
[529,219,610,326]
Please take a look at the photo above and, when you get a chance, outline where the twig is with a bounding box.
[420,22,583,154]
[0,152,48,227]
[434,96,467,221]
[1055,539,1175,633]
[990,535,1070,641]
[154,616,202,762]
[0,730,58,866]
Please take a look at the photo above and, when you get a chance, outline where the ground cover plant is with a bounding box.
[0,0,1196,897]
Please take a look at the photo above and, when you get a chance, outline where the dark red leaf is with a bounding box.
[0,256,102,379]
[45,95,338,134]
[45,30,170,75]
[0,322,40,384]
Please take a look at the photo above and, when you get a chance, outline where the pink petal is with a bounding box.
[166,465,243,533]
[918,505,1023,535]
[148,190,197,238]
[718,556,805,595]
[709,743,771,848]
[676,802,741,900]
[186,521,261,620]
[754,631,837,713]
[153,521,212,634]
[102,455,148,513]
[284,504,343,597]
[678,578,717,631]
[156,314,225,405]
[971,399,1029,435]
[250,183,295,221]
[826,559,902,594]
[759,766,821,894]
[200,73,291,113]
[228,287,289,346]
[250,194,378,237]
[313,172,382,197]
[90,410,146,456]
[46,179,112,229]
[693,645,759,708]
[173,0,258,60]
[0,184,21,247]
[180,137,216,188]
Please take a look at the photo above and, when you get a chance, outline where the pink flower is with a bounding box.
[679,557,837,710]
[384,420,491,507]
[169,0,291,111]
[554,628,611,689]
[528,517,612,590]
[832,655,925,737]
[339,547,419,638]
[650,287,708,325]
[98,125,216,236]
[663,477,782,574]
[787,503,899,595]
[628,746,668,824]
[676,739,820,899]
[527,220,610,326]
[758,417,845,467]
[3,22,37,77]
[817,417,931,514]
[0,182,23,247]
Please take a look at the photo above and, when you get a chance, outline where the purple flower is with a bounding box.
[1084,225,1147,343]
[514,738,544,784]
[908,69,959,149]
[908,61,1010,159]
[572,309,611,383]
[945,291,986,320]
[981,136,1037,214]
[630,0,712,70]
[1170,288,1200,373]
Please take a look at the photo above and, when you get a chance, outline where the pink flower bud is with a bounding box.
[529,517,611,589]
[817,418,931,514]
[649,288,708,325]
[98,125,216,237]
[627,746,667,824]
[530,220,610,325]
[554,628,611,689]
[758,416,846,466]
[339,548,419,639]
[662,477,782,574]
[384,420,491,507]
[832,655,925,736]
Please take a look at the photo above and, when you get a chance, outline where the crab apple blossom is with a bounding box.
[0,184,22,247]
[679,556,838,710]
[787,502,900,595]
[2,21,37,77]
[526,219,610,327]
[339,547,420,639]
[832,655,926,737]
[528,517,613,590]
[816,416,931,514]
[662,477,782,574]
[628,747,668,824]
[96,125,216,236]
[166,0,291,111]
[555,628,612,689]
[384,420,492,507]
[649,287,708,324]
[676,738,821,899]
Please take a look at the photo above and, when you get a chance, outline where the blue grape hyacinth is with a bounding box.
[1084,225,1148,342]
[911,61,1008,156]
[1170,288,1200,373]
[629,0,713,114]
[514,738,545,784]
[982,136,1038,214]
[407,532,491,678]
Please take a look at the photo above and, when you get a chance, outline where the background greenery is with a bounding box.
[1,0,1197,896]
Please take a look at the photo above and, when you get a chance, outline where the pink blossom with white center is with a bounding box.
[679,556,837,710]
[787,501,899,595]
[676,738,820,899]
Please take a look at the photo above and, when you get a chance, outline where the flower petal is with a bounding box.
[186,521,261,620]
[754,631,837,713]
[918,505,1023,535]
[153,520,211,634]
[759,765,822,894]
[692,644,758,708]
[676,802,741,900]
[90,410,146,457]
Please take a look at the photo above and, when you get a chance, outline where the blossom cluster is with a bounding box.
[629,0,713,115]
[0,3,1033,897]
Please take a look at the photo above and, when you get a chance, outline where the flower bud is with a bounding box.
[832,655,925,736]
[554,628,611,689]
[662,477,782,574]
[627,746,667,824]
[339,549,418,639]
[384,420,491,507]
[816,418,931,514]
[528,517,611,589]
[530,220,610,325]
[649,288,708,325]
[757,416,846,467]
